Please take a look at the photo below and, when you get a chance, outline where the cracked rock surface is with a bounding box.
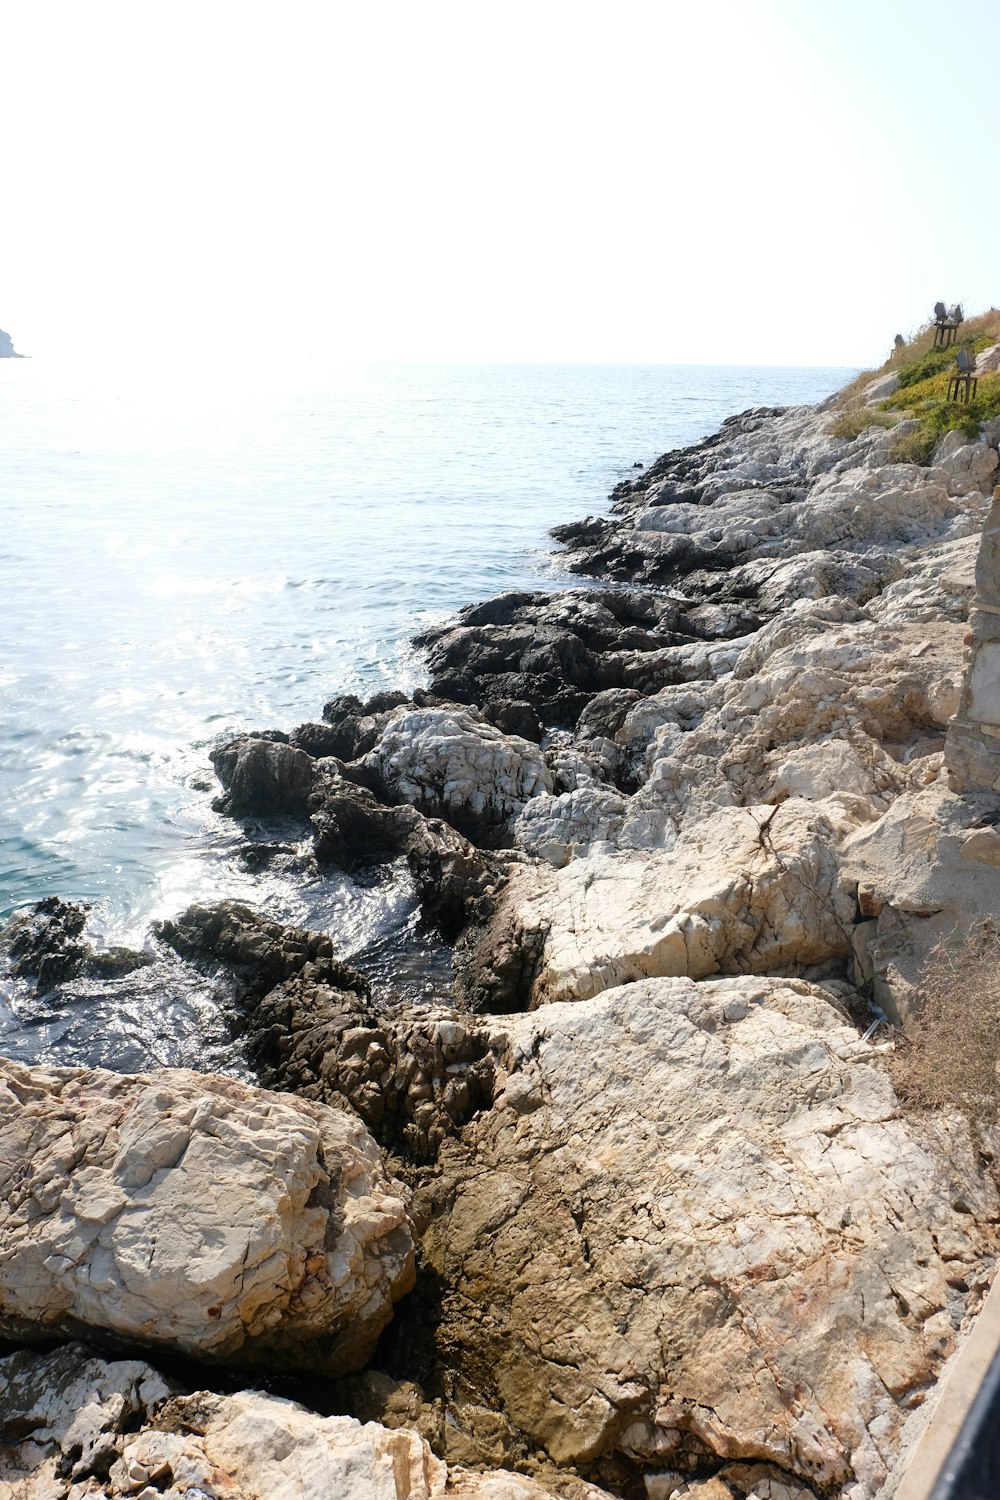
[0,1060,414,1373]
[414,975,997,1495]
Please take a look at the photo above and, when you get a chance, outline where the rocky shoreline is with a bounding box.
[4,390,1000,1500]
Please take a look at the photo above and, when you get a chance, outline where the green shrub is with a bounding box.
[895,336,992,390]
[880,370,1000,464]
[832,311,1000,464]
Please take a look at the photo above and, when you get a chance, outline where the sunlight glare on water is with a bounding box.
[1,354,852,937]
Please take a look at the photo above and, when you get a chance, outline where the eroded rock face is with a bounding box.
[151,901,499,1163]
[415,976,997,1493]
[239,972,497,1164]
[0,1060,414,1373]
[0,1344,613,1500]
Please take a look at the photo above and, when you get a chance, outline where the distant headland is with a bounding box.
[0,328,23,357]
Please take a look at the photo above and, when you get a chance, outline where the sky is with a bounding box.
[1,0,999,370]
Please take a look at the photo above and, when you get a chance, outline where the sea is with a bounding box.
[0,357,851,1070]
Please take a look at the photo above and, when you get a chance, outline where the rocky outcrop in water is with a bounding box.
[0,327,23,358]
[157,900,497,1163]
[1,897,152,991]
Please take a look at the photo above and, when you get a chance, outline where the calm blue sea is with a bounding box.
[0,358,850,950]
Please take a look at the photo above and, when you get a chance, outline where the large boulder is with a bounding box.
[415,975,997,1493]
[0,1060,414,1373]
[861,371,899,404]
[931,430,998,498]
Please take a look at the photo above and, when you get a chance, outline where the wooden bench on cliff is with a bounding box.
[933,300,964,348]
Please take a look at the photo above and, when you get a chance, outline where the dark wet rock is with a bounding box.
[154,901,498,1163]
[548,514,615,549]
[482,698,542,742]
[210,735,313,818]
[573,688,642,742]
[413,588,712,726]
[80,947,155,979]
[317,690,415,762]
[308,767,410,867]
[236,839,309,874]
[289,720,354,759]
[1,898,91,989]
[1,898,152,992]
[154,900,367,1001]
[242,970,497,1164]
[453,892,546,1014]
[307,764,500,938]
[401,813,500,937]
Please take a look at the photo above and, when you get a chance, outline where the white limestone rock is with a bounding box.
[364,707,552,835]
[487,801,857,1006]
[513,787,626,867]
[861,372,899,404]
[613,612,961,851]
[865,532,977,625]
[840,779,1000,1022]
[0,1061,414,1373]
[931,431,998,498]
[422,975,997,1490]
[0,1345,612,1500]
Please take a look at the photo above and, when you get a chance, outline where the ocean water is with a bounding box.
[0,357,851,1067]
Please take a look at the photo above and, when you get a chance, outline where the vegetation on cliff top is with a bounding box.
[831,308,1000,464]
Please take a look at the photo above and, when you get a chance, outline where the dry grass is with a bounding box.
[891,921,1000,1127]
[827,406,898,441]
[833,307,1000,410]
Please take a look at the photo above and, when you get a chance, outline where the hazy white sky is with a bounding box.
[2,0,998,369]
